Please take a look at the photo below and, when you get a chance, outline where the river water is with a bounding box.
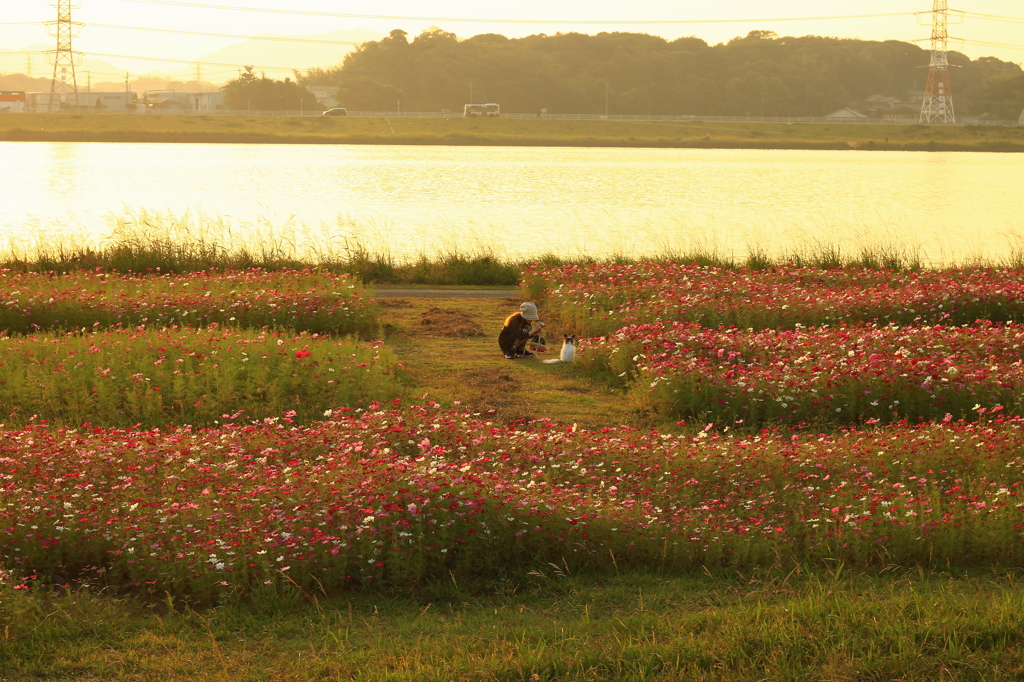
[2,141,1022,265]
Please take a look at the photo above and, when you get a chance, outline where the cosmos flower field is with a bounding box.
[582,320,1024,426]
[523,262,1024,336]
[0,268,378,337]
[3,262,1024,599]
[3,406,1023,599]
[529,262,1024,427]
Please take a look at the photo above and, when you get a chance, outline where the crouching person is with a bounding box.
[499,302,542,359]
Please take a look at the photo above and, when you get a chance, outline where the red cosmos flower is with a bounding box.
[295,349,312,359]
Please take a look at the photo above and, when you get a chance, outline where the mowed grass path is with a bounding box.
[376,291,625,428]
[2,113,1023,151]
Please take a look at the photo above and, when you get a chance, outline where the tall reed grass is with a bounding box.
[9,209,1024,288]
[2,209,521,286]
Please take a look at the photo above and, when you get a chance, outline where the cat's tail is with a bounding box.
[541,358,563,365]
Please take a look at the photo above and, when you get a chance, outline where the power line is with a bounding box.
[84,51,299,71]
[914,37,1024,52]
[83,22,363,44]
[1,49,299,72]
[2,20,363,44]
[960,39,1024,51]
[960,11,1024,25]
[114,1,913,26]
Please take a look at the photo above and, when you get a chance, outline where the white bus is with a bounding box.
[464,103,500,118]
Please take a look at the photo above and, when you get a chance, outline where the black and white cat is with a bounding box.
[542,335,576,364]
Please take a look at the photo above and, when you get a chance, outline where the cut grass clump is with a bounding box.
[338,244,519,286]
[418,307,484,337]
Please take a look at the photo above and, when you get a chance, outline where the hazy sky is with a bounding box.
[1,0,1021,80]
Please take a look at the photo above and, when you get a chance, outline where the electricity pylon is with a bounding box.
[46,0,82,112]
[919,0,955,124]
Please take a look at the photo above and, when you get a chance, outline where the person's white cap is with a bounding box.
[520,302,539,321]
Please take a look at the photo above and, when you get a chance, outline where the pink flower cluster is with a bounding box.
[3,405,1022,597]
[0,269,378,336]
[581,321,1024,426]
[522,263,1024,336]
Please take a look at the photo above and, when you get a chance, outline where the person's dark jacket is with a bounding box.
[498,312,536,355]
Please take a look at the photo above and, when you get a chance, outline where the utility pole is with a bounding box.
[195,62,201,86]
[469,80,473,104]
[604,80,609,118]
[46,0,82,112]
[27,54,33,78]
[920,0,955,123]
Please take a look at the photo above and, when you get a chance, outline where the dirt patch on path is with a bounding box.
[374,287,516,299]
[419,307,484,337]
[378,294,628,429]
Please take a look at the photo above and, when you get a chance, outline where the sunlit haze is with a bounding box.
[1,0,1021,83]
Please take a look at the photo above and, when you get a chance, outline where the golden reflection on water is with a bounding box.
[2,142,1022,265]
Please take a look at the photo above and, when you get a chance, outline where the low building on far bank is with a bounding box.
[83,92,134,111]
[831,93,926,122]
[26,92,48,112]
[191,92,226,111]
[0,91,26,113]
[307,86,340,109]
[24,91,135,112]
[961,112,1008,125]
[143,91,225,112]
[824,107,868,121]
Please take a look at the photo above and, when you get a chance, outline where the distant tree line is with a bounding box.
[221,66,321,111]
[286,28,1023,118]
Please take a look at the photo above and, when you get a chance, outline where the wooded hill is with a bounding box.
[297,29,1024,119]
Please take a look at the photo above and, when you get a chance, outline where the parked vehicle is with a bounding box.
[322,108,348,117]
[464,103,500,118]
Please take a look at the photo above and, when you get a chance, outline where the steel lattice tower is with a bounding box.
[47,0,82,111]
[919,0,955,124]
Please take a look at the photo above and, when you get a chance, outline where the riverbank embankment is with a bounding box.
[2,114,1023,151]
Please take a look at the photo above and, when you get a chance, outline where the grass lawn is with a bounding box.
[5,567,1024,681]
[1,113,1023,151]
